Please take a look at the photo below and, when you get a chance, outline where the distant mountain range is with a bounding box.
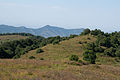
[0,25,84,38]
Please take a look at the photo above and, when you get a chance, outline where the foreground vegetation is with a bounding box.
[0,31,120,80]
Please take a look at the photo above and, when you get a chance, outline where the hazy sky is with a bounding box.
[0,0,120,32]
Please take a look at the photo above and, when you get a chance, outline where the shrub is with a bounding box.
[78,60,83,63]
[81,28,90,35]
[87,37,91,40]
[36,49,44,54]
[94,47,104,53]
[69,35,78,38]
[104,47,116,57]
[52,40,59,45]
[40,58,44,60]
[13,55,20,59]
[83,50,96,64]
[115,50,120,57]
[79,41,82,44]
[29,56,35,59]
[69,54,79,61]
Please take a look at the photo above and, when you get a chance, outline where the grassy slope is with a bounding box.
[0,35,28,43]
[0,35,120,80]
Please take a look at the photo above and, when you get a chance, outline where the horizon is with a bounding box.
[0,0,120,32]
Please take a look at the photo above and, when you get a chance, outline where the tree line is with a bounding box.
[0,33,34,36]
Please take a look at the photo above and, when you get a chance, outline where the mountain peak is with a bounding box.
[43,25,52,28]
[0,24,84,38]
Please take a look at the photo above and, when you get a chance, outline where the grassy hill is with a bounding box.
[0,35,120,80]
[0,35,28,44]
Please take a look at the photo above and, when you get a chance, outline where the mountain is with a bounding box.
[0,25,84,38]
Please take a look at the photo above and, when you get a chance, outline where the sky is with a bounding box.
[0,0,120,32]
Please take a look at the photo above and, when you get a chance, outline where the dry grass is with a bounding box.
[0,35,28,44]
[21,35,96,61]
[0,35,120,80]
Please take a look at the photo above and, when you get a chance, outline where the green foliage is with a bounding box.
[0,33,34,36]
[40,58,44,60]
[104,47,116,57]
[83,50,96,64]
[83,29,120,64]
[94,47,104,53]
[81,29,90,35]
[36,49,44,54]
[85,43,96,50]
[91,29,104,36]
[115,50,120,57]
[69,54,79,61]
[29,56,35,59]
[69,35,78,38]
[78,60,83,63]
[79,41,82,44]
[52,40,60,45]
[13,55,20,59]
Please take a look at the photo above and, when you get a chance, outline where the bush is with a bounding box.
[94,47,104,53]
[36,49,44,54]
[52,40,59,45]
[87,37,91,40]
[69,35,78,38]
[13,55,20,59]
[29,56,35,59]
[104,47,116,57]
[69,54,79,61]
[82,29,90,35]
[115,50,120,57]
[78,60,83,63]
[79,41,82,44]
[83,50,96,64]
[40,58,44,60]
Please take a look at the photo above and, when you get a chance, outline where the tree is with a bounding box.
[115,50,120,57]
[81,29,90,35]
[36,49,44,54]
[0,47,8,58]
[85,43,96,51]
[83,50,96,64]
[69,54,79,61]
[52,40,59,45]
[29,56,35,59]
[94,47,104,53]
[91,29,104,36]
[69,35,78,38]
[104,47,116,57]
[99,37,111,48]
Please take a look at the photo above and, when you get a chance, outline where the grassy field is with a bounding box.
[0,35,120,80]
[0,35,28,44]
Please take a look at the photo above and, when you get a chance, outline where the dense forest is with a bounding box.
[0,33,77,59]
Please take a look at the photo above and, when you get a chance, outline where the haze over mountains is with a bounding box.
[0,25,84,38]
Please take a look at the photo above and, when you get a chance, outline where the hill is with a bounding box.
[0,35,120,80]
[0,25,84,38]
[0,35,28,44]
